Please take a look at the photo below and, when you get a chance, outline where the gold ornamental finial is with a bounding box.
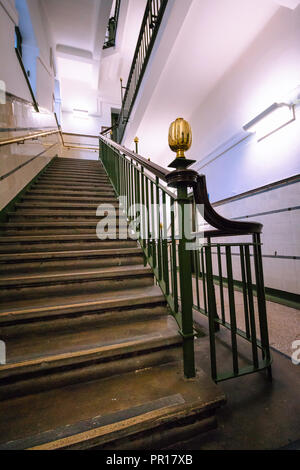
[134,137,139,143]
[168,117,192,159]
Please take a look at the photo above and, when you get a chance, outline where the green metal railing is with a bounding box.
[112,0,169,143]
[103,0,121,49]
[99,135,272,383]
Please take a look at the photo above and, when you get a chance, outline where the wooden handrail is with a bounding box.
[193,174,263,235]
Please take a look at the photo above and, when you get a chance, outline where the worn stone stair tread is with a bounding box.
[44,172,108,178]
[2,314,179,366]
[37,179,111,186]
[0,221,125,227]
[16,201,119,211]
[0,247,142,262]
[0,233,130,242]
[27,189,117,196]
[0,329,180,384]
[34,181,112,187]
[0,362,225,450]
[42,177,108,182]
[8,210,125,217]
[21,195,117,203]
[0,264,151,284]
[0,237,137,253]
[0,285,165,319]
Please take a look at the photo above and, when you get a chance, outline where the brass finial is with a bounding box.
[168,117,192,159]
[134,137,139,143]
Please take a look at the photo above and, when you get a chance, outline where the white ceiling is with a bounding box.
[42,0,106,55]
[42,0,145,117]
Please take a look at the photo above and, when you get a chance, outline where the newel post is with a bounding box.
[166,118,198,379]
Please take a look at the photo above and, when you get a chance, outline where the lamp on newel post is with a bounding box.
[166,118,198,379]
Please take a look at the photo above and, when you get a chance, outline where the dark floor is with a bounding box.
[168,315,300,451]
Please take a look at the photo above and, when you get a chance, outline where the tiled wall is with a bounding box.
[211,180,300,296]
[0,93,60,210]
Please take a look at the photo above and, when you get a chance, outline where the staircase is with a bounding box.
[0,157,225,450]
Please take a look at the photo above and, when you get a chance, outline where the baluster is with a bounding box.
[162,191,170,295]
[205,245,218,381]
[171,205,178,313]
[244,244,259,369]
[240,245,251,338]
[225,245,239,375]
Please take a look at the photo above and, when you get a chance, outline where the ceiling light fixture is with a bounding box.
[73,108,89,119]
[243,102,296,142]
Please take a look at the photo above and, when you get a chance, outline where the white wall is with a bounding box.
[26,0,55,110]
[0,0,32,101]
[191,5,300,201]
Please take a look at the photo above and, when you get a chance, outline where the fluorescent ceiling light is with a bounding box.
[73,108,89,119]
[243,103,296,141]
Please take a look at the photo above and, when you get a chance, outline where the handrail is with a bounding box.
[0,129,59,147]
[63,132,100,139]
[116,0,169,142]
[99,134,262,235]
[100,124,118,136]
[53,115,98,151]
[193,174,263,235]
[0,143,57,181]
[15,48,39,113]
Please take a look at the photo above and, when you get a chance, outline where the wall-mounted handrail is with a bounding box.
[0,143,57,182]
[15,48,39,113]
[0,129,59,147]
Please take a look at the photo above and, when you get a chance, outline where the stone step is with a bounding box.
[44,171,108,179]
[30,185,115,194]
[52,160,101,167]
[15,202,121,210]
[38,175,110,184]
[8,211,125,221]
[0,315,181,400]
[43,168,107,175]
[0,227,128,236]
[53,159,101,166]
[0,265,153,301]
[33,182,113,191]
[0,362,225,450]
[0,221,129,235]
[0,285,166,336]
[24,191,117,200]
[21,195,119,204]
[45,170,107,176]
[0,235,136,253]
[0,247,143,273]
